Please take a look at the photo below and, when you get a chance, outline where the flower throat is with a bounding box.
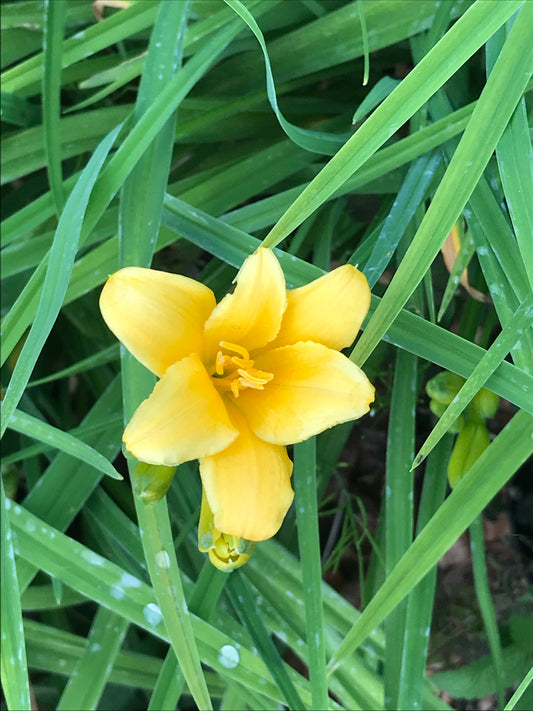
[211,341,273,398]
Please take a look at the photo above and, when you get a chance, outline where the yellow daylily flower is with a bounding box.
[100,248,375,568]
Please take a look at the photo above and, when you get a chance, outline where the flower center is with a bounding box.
[211,341,273,398]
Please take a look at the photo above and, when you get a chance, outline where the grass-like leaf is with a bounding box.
[1,480,31,711]
[0,124,120,434]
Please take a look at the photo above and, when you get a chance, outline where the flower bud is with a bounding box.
[447,422,490,489]
[469,387,499,421]
[198,491,255,571]
[426,371,465,405]
[132,461,176,504]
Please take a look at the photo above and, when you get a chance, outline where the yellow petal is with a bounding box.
[199,403,294,541]
[203,248,287,360]
[270,265,371,351]
[100,267,216,377]
[123,354,238,466]
[237,342,375,445]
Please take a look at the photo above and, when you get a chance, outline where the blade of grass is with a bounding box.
[495,97,533,286]
[261,0,524,249]
[294,438,329,710]
[504,667,533,711]
[488,24,533,287]
[357,0,370,86]
[384,350,417,709]
[8,499,313,705]
[42,0,66,216]
[1,105,131,185]
[227,571,306,711]
[1,1,160,95]
[469,515,505,709]
[351,2,533,366]
[0,90,41,127]
[117,4,213,708]
[148,563,228,711]
[56,606,129,711]
[0,122,121,436]
[134,496,213,711]
[363,150,440,288]
[223,0,346,155]
[1,479,31,711]
[328,409,533,670]
[27,344,120,387]
[5,409,121,480]
[16,377,123,593]
[397,435,453,710]
[119,0,190,269]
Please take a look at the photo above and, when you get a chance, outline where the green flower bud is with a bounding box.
[198,490,255,571]
[429,400,464,433]
[469,387,499,421]
[447,422,490,489]
[426,371,465,405]
[132,461,176,504]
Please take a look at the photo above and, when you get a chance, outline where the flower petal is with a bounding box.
[236,342,375,445]
[123,354,238,466]
[203,248,287,360]
[100,267,216,376]
[270,265,371,351]
[199,403,294,541]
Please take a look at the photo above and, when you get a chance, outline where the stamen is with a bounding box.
[212,341,273,397]
[215,350,227,376]
[219,341,249,360]
[237,368,273,387]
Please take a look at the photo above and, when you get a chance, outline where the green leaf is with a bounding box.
[42,0,66,215]
[351,1,533,365]
[224,0,346,155]
[227,572,306,711]
[262,0,524,249]
[0,123,121,435]
[294,438,329,710]
[56,607,129,711]
[1,480,31,711]
[6,409,121,480]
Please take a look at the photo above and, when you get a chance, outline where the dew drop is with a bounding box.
[110,585,124,600]
[218,644,240,669]
[155,550,171,569]
[120,572,141,588]
[143,603,162,627]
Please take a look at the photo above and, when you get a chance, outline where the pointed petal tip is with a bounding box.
[272,263,371,351]
[204,247,287,358]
